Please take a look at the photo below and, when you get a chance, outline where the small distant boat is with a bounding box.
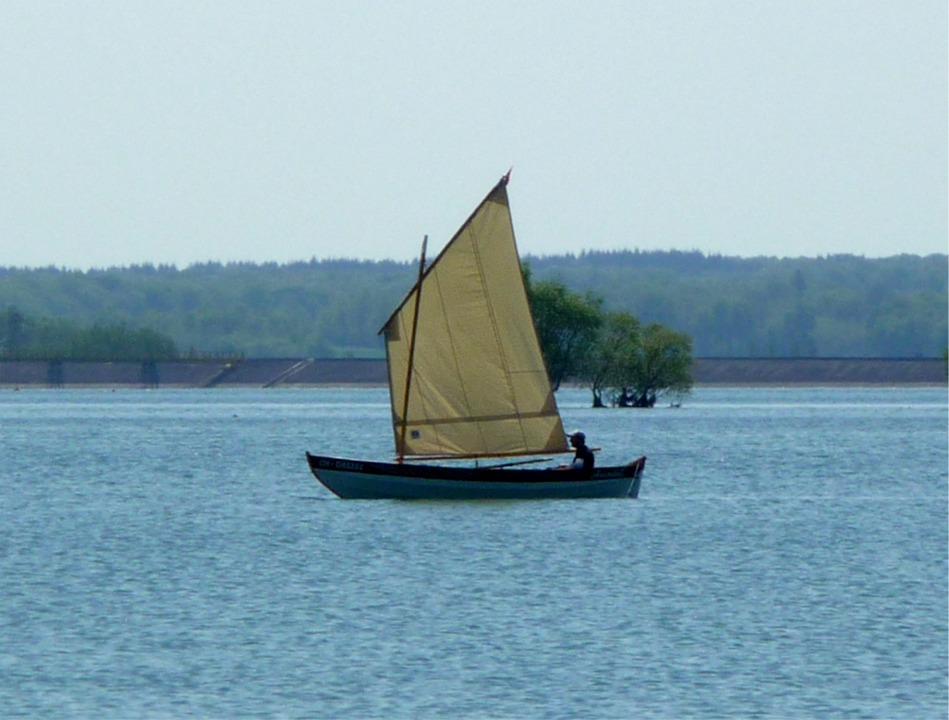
[306,173,646,499]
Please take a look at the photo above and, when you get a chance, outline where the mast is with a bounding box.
[397,235,427,463]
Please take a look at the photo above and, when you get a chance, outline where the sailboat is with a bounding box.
[306,173,646,499]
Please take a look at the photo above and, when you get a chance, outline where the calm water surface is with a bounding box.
[1,387,946,718]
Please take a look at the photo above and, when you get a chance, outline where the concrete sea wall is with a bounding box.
[0,357,945,389]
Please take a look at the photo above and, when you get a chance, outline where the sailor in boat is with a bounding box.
[569,431,595,471]
[554,430,595,473]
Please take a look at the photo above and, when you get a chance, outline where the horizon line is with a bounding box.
[3,248,947,273]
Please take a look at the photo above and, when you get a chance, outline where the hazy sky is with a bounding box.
[1,1,946,269]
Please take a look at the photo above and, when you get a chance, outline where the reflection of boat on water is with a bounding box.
[306,174,646,499]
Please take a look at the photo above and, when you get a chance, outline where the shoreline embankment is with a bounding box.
[0,357,945,389]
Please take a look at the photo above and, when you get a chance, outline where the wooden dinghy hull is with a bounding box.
[306,453,646,500]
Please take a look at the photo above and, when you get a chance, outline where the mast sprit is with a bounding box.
[397,235,427,463]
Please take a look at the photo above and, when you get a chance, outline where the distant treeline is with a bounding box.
[0,306,179,361]
[0,251,945,358]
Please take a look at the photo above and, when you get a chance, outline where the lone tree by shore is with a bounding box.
[525,271,694,407]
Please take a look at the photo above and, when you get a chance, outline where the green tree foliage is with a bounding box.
[526,276,694,407]
[0,306,26,355]
[612,324,694,407]
[525,267,603,390]
[0,260,410,359]
[527,251,947,358]
[0,252,944,359]
[586,311,641,408]
[0,306,178,360]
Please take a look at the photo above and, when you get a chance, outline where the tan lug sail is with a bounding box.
[381,177,568,460]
